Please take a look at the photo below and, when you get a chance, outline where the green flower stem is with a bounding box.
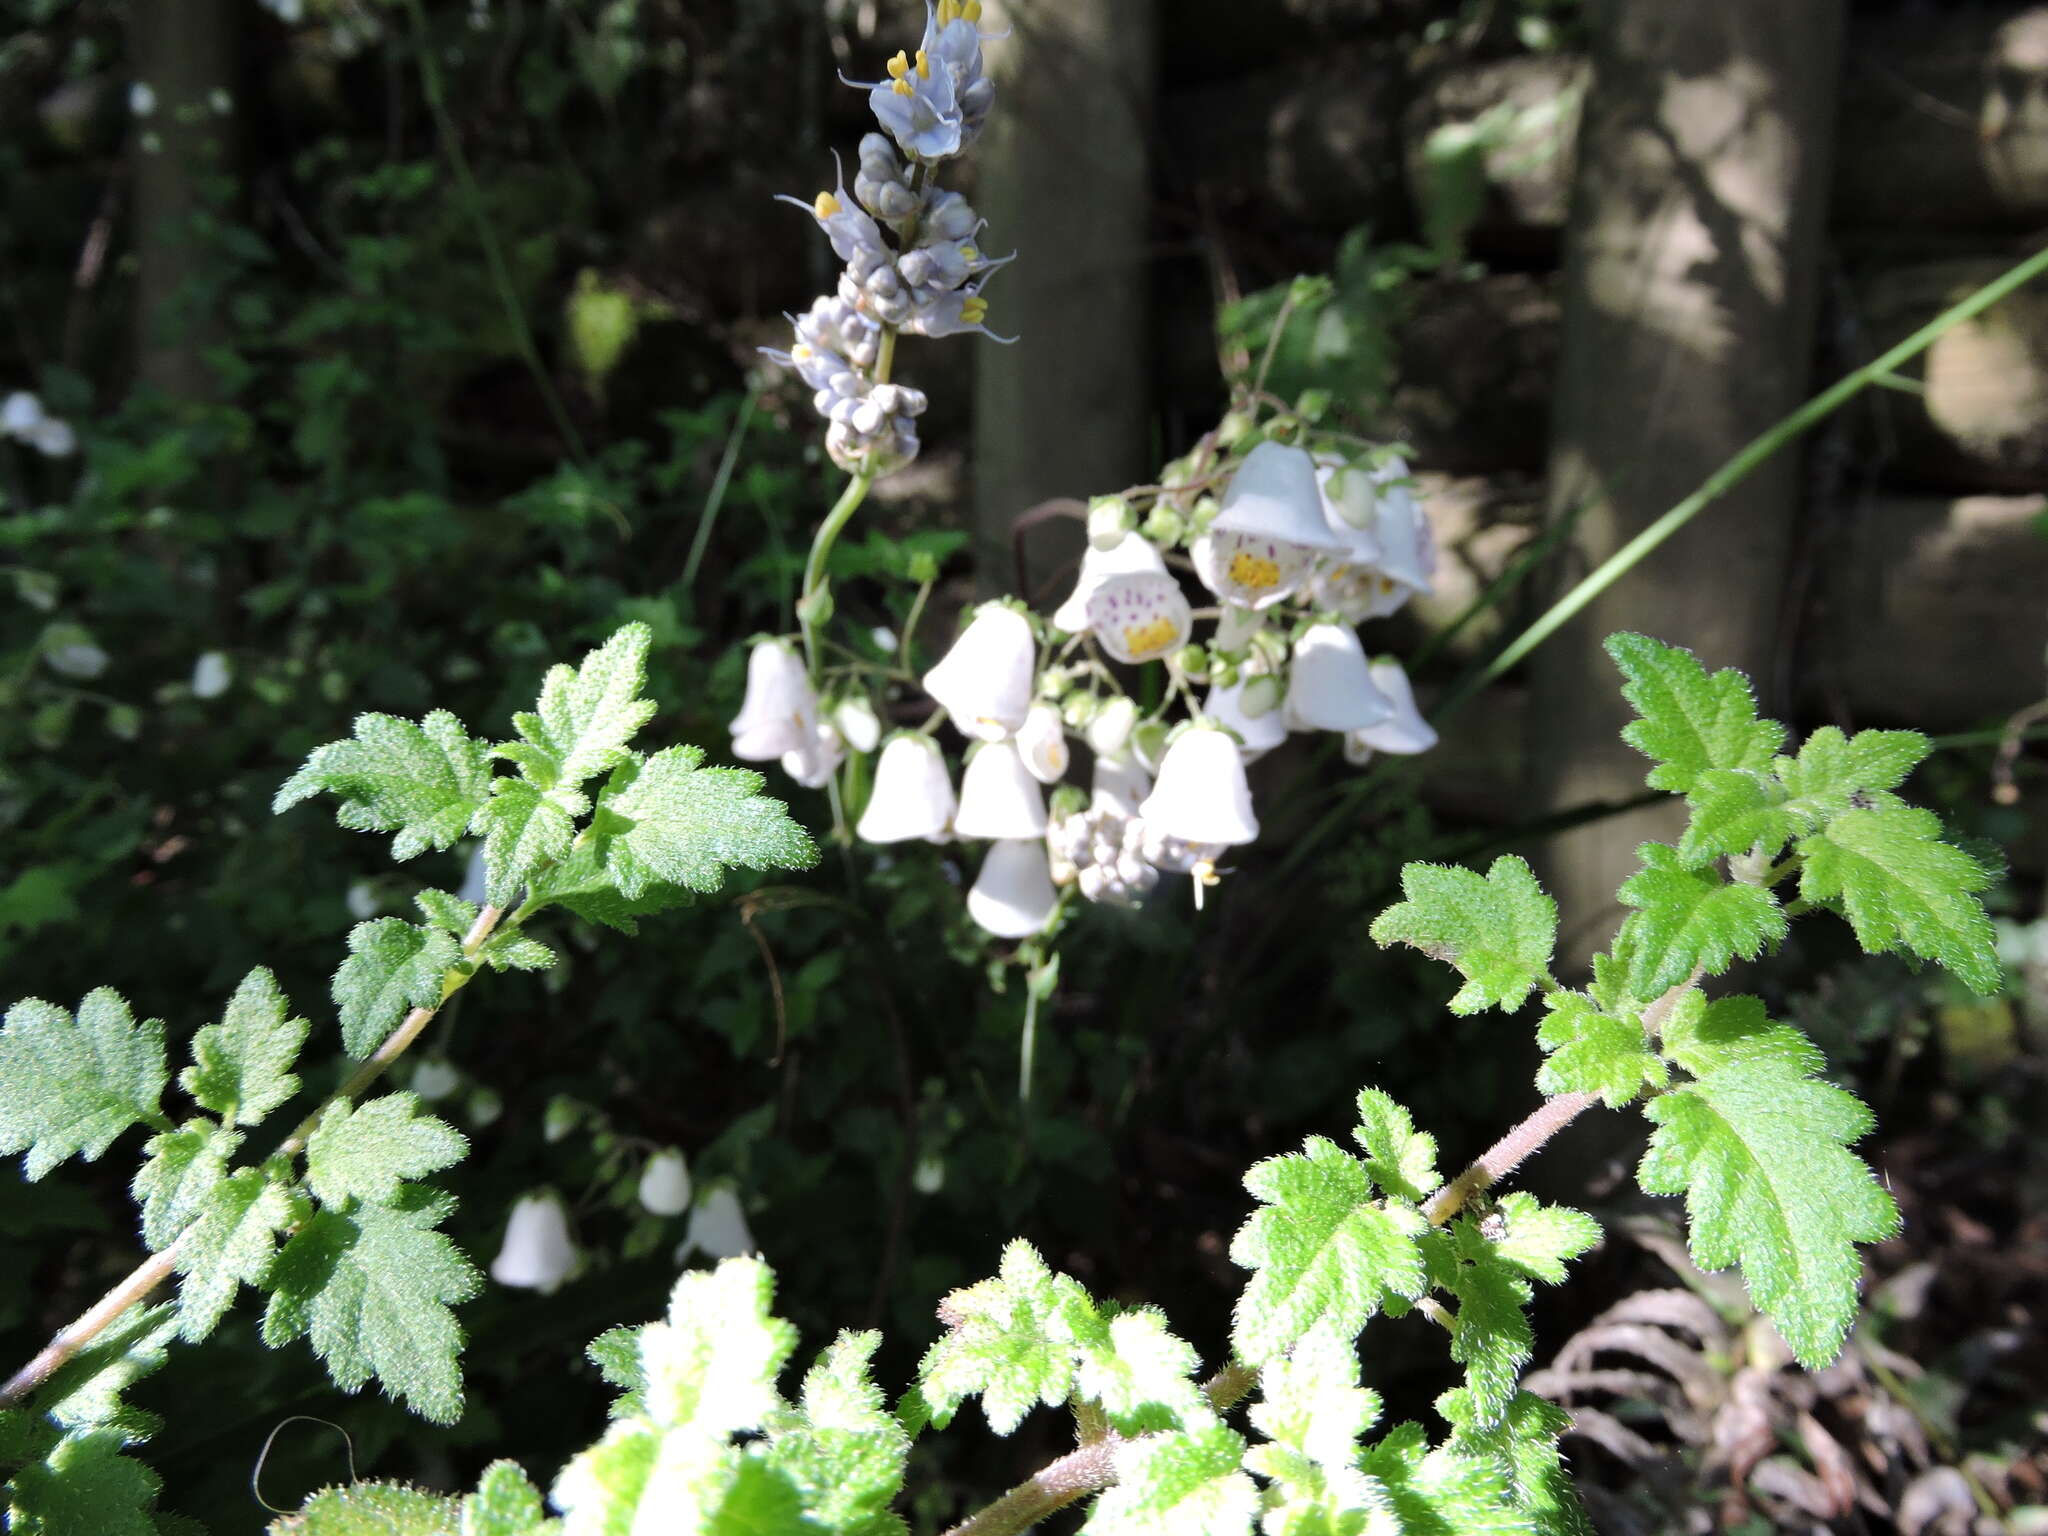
[798,472,875,685]
[1435,239,2048,723]
[0,904,507,1409]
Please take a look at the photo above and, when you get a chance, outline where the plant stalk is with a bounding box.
[0,904,505,1408]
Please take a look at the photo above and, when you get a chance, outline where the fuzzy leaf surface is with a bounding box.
[919,1240,1097,1434]
[1606,632,1785,794]
[4,1427,162,1536]
[306,1092,467,1210]
[1796,804,1999,995]
[1656,993,1823,1079]
[276,1481,457,1534]
[1639,1057,1898,1365]
[1082,1426,1257,1536]
[504,623,658,792]
[1247,1323,1381,1473]
[132,1118,239,1251]
[1370,856,1556,1015]
[460,1461,557,1536]
[1230,1136,1426,1365]
[173,1167,294,1342]
[764,1331,909,1536]
[181,967,307,1127]
[637,1257,798,1438]
[1358,1423,1528,1536]
[1441,1389,1593,1536]
[1534,994,1664,1108]
[1071,1307,1209,1435]
[262,1186,480,1424]
[592,746,817,901]
[275,710,492,862]
[1351,1088,1440,1204]
[332,920,461,1058]
[0,991,166,1180]
[475,780,576,909]
[1616,843,1786,996]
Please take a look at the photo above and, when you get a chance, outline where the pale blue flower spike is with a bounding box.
[774,151,889,267]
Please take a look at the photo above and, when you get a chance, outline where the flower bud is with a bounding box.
[680,1186,755,1261]
[1086,495,1135,550]
[1140,503,1185,547]
[638,1148,693,1217]
[1175,644,1210,683]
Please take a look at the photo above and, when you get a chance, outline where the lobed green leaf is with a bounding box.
[332,919,462,1058]
[1605,633,1785,794]
[1083,1425,1257,1536]
[0,990,166,1181]
[504,622,658,792]
[1534,994,1665,1108]
[132,1118,240,1251]
[173,1168,294,1343]
[1615,843,1786,996]
[1370,856,1556,1015]
[306,1092,467,1210]
[275,710,492,862]
[1351,1087,1440,1204]
[592,746,818,901]
[1639,1056,1899,1366]
[919,1240,1098,1435]
[181,967,308,1127]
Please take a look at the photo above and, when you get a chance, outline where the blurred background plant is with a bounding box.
[1,0,2045,1531]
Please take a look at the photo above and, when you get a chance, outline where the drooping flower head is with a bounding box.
[491,1190,579,1293]
[1285,621,1396,733]
[967,837,1061,938]
[1085,570,1193,665]
[857,733,957,843]
[1140,723,1260,848]
[954,738,1049,840]
[729,638,819,762]
[922,602,1037,740]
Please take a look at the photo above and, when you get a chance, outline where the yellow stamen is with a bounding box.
[938,0,959,22]
[813,190,841,219]
[1227,551,1282,590]
[960,296,989,322]
[886,50,910,79]
[892,77,914,97]
[914,48,931,78]
[959,244,978,262]
[1120,618,1180,659]
[963,0,981,19]
[1192,858,1220,910]
[791,343,813,360]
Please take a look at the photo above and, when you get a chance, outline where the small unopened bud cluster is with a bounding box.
[1048,807,1158,907]
[765,3,1011,477]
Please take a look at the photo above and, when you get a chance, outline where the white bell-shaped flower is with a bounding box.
[953,738,1048,839]
[1086,570,1193,664]
[1,392,43,438]
[857,734,956,842]
[1204,676,1288,760]
[922,603,1036,741]
[1367,458,1436,591]
[1091,753,1151,818]
[730,639,817,761]
[1052,532,1166,634]
[491,1190,578,1293]
[1191,530,1316,609]
[966,838,1060,938]
[1316,456,1386,563]
[1140,724,1259,846]
[1213,441,1346,550]
[638,1148,693,1217]
[1017,702,1069,784]
[1086,696,1137,759]
[1309,562,1415,624]
[1348,658,1438,755]
[1286,622,1397,733]
[680,1185,755,1261]
[780,718,845,789]
[190,650,232,699]
[28,416,76,459]
[832,694,883,753]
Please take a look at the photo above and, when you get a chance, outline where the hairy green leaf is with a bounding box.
[1370,856,1556,1015]
[478,932,556,973]
[1426,1201,1596,1428]
[1358,1423,1527,1536]
[505,623,658,792]
[1797,804,1999,995]
[1639,1056,1899,1366]
[173,1167,294,1342]
[459,1461,556,1536]
[764,1331,910,1536]
[1616,843,1786,996]
[415,888,480,938]
[132,1118,239,1251]
[263,1186,481,1424]
[1676,769,1795,868]
[526,839,697,934]
[306,1093,467,1210]
[181,967,307,1127]
[1656,993,1822,1080]
[275,710,492,862]
[1071,1307,1209,1436]
[919,1240,1097,1434]
[332,920,461,1058]
[279,1481,458,1534]
[1351,1088,1440,1204]
[4,1427,162,1536]
[1441,1389,1593,1536]
[1534,994,1664,1108]
[475,780,576,909]
[1776,727,1927,819]
[1606,632,1785,793]
[637,1257,798,1438]
[1484,1194,1601,1287]
[0,990,166,1180]
[34,1303,179,1444]
[1230,1136,1426,1365]
[593,747,818,901]
[1083,1426,1257,1536]
[1247,1322,1381,1472]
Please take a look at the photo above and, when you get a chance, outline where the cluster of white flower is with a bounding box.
[2,391,77,459]
[731,435,1443,940]
[763,0,1009,476]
